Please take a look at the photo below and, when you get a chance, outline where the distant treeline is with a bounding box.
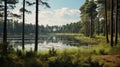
[0,19,81,34]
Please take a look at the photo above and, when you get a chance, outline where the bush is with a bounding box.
[49,47,56,56]
[49,57,75,67]
[25,50,36,58]
[0,42,14,56]
[99,49,107,55]
[16,49,23,57]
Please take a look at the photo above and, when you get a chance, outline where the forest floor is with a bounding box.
[93,55,120,67]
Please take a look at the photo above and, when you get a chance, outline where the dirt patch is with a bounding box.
[93,55,120,67]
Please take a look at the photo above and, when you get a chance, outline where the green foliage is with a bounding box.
[80,0,97,37]
[109,44,120,55]
[25,50,36,58]
[16,49,23,57]
[0,43,23,67]
[48,57,75,67]
[49,47,57,56]
[0,42,14,56]
[99,49,107,55]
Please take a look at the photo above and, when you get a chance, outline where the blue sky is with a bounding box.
[13,0,85,26]
[48,0,85,9]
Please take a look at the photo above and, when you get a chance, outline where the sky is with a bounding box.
[12,0,85,26]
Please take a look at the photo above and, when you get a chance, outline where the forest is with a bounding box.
[0,0,120,67]
[0,20,81,34]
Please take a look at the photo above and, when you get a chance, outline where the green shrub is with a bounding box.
[99,49,107,55]
[16,49,23,57]
[49,47,57,56]
[25,50,36,58]
[0,42,14,56]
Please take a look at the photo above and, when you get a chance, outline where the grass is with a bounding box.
[0,33,120,67]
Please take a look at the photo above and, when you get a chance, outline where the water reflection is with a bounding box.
[7,35,92,51]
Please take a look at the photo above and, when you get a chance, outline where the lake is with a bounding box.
[1,34,94,51]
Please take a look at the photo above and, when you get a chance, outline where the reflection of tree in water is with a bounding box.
[49,35,82,46]
[8,35,97,49]
[51,35,96,46]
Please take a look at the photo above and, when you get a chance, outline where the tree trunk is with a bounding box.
[90,16,93,38]
[90,17,92,37]
[3,0,7,43]
[115,0,118,46]
[92,17,94,37]
[2,0,8,55]
[119,15,120,36]
[104,0,109,43]
[102,20,105,36]
[35,0,39,52]
[22,0,25,50]
[110,0,114,47]
[97,18,100,35]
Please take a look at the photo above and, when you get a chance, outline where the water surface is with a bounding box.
[5,35,94,51]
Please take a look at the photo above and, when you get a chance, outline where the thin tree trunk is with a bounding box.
[119,16,120,36]
[35,0,39,52]
[115,0,118,46]
[3,0,7,43]
[90,15,93,38]
[92,17,94,37]
[110,0,114,47]
[2,0,8,55]
[104,0,109,43]
[90,17,92,37]
[101,21,105,36]
[98,18,100,35]
[22,0,25,50]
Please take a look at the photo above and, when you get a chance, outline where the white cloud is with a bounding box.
[11,8,80,26]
